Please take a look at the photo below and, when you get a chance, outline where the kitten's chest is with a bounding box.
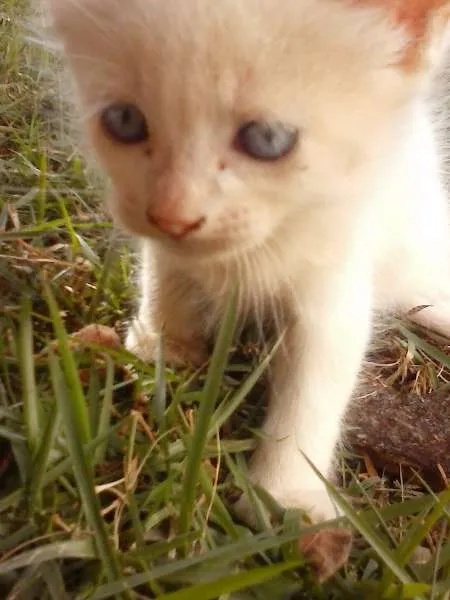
[193,254,294,335]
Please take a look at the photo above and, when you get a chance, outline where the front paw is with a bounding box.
[235,439,342,528]
[234,482,350,583]
[235,484,338,528]
[125,319,207,366]
[272,487,338,523]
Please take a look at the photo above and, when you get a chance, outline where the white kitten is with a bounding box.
[46,0,450,523]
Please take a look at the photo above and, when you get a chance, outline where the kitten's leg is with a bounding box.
[240,262,372,523]
[382,230,450,338]
[126,242,207,366]
[385,220,450,338]
[381,165,450,338]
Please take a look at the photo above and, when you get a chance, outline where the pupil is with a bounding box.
[264,129,274,143]
[123,109,132,125]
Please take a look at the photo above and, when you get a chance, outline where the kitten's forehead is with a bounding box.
[50,0,450,84]
[52,0,282,113]
[51,0,407,120]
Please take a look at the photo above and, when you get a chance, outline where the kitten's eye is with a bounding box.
[100,102,148,144]
[235,120,298,161]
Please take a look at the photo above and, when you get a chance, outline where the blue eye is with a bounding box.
[100,102,148,144]
[236,120,299,161]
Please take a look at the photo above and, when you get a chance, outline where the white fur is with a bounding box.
[46,0,450,522]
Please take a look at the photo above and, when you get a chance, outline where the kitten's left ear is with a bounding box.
[353,0,450,71]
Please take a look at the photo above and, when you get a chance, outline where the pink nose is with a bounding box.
[147,212,206,239]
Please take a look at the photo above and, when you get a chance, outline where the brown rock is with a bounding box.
[345,383,450,484]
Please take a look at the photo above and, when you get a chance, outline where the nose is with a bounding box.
[147,211,206,240]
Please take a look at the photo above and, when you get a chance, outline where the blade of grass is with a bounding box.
[28,401,61,514]
[396,321,450,370]
[0,220,112,242]
[0,540,96,575]
[93,355,114,466]
[198,463,241,540]
[76,233,102,270]
[388,488,450,580]
[431,523,448,599]
[124,412,145,549]
[179,289,238,538]
[46,347,122,587]
[41,421,123,489]
[85,235,116,321]
[39,561,70,600]
[368,493,447,524]
[127,533,200,567]
[19,295,40,460]
[36,150,48,223]
[0,426,26,443]
[10,439,31,486]
[0,524,38,554]
[43,281,91,445]
[208,334,283,439]
[153,330,167,429]
[87,365,102,439]
[1,425,128,514]
[90,529,305,599]
[156,561,302,600]
[346,469,399,548]
[54,191,79,251]
[4,563,43,600]
[383,584,431,599]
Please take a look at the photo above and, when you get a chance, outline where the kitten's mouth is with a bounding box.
[150,225,271,264]
[159,235,246,262]
[116,209,265,261]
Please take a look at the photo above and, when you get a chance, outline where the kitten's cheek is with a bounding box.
[107,195,148,233]
[106,195,129,224]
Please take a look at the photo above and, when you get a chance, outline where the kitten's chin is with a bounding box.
[139,229,268,263]
[154,236,262,264]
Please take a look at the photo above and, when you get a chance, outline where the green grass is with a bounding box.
[1,1,450,598]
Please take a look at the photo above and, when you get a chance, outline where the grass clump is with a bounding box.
[1,1,450,598]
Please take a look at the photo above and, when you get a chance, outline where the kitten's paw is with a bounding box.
[126,320,207,366]
[272,487,338,523]
[235,485,338,528]
[235,446,339,526]
[125,322,159,363]
[235,487,350,582]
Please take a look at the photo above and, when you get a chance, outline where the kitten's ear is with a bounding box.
[353,0,450,70]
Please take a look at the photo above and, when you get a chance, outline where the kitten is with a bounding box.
[46,0,450,523]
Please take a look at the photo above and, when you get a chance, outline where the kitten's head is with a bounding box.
[47,0,450,261]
